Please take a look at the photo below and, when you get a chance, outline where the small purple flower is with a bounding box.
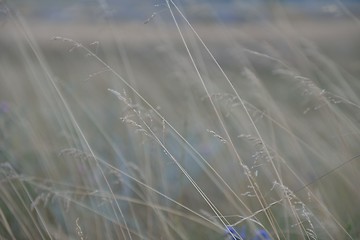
[225,226,246,240]
[225,225,271,240]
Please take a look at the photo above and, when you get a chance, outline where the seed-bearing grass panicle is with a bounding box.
[206,129,227,144]
[109,88,167,143]
[75,217,86,240]
[271,181,318,240]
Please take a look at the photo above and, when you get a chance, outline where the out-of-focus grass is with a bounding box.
[1,1,360,239]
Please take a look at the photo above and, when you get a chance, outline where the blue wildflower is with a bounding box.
[225,225,271,240]
[225,226,246,240]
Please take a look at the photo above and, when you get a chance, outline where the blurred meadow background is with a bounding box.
[1,0,360,239]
